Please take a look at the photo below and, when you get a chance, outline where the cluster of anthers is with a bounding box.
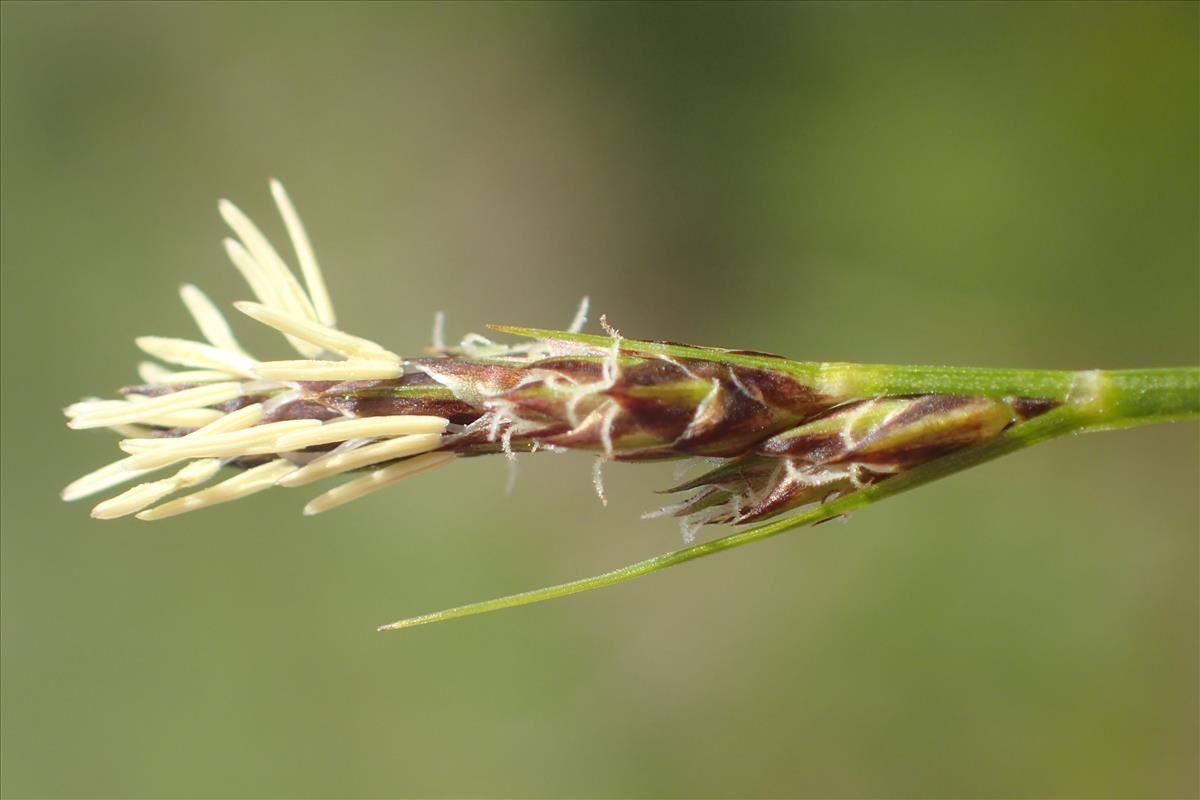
[63,181,483,520]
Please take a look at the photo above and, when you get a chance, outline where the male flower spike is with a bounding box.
[63,181,1196,549]
[62,182,1199,629]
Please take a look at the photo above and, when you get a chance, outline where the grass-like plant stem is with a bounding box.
[61,185,1197,632]
[379,364,1198,631]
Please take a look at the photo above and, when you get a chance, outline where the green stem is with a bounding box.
[491,325,1200,402]
[378,366,1198,632]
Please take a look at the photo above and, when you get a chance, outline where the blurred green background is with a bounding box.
[2,2,1197,797]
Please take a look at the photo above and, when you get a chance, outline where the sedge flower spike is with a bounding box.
[64,181,1199,630]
